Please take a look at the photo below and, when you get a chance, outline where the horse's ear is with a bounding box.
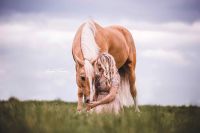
[75,55,84,66]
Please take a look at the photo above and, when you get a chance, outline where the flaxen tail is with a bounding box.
[118,68,134,107]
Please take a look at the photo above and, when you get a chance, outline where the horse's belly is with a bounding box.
[108,40,129,68]
[109,50,128,69]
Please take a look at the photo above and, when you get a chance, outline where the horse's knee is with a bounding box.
[130,86,137,97]
[78,91,83,98]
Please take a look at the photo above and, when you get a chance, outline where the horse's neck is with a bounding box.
[93,26,110,54]
[81,21,99,60]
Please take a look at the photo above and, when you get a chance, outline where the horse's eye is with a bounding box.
[80,76,85,81]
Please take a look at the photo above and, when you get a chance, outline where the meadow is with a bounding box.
[0,98,200,133]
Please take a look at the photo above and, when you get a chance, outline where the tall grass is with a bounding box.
[0,100,200,133]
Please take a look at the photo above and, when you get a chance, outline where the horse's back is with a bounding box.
[103,25,135,68]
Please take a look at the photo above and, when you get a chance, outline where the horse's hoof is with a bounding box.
[76,110,83,114]
[135,108,140,113]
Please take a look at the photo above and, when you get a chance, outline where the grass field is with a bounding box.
[0,98,200,133]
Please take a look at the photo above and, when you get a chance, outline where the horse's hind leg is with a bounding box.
[120,27,140,112]
[127,62,140,112]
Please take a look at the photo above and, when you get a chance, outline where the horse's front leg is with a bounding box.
[77,89,83,112]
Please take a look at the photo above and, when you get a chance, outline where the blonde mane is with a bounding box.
[81,20,99,61]
[81,20,99,101]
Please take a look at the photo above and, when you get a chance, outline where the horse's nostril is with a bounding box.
[85,99,90,103]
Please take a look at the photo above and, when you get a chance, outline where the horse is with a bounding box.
[72,20,140,112]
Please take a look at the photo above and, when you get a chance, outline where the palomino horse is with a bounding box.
[72,20,140,112]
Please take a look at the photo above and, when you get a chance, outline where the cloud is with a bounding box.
[0,13,200,105]
[0,17,76,48]
[0,0,200,23]
[128,21,200,49]
[0,15,77,101]
[141,49,189,65]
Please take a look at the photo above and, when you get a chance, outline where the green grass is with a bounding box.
[0,99,200,133]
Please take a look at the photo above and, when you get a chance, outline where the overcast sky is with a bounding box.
[0,0,200,105]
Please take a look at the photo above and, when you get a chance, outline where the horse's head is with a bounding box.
[75,55,96,104]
